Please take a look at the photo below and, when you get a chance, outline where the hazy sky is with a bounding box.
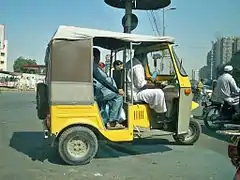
[1,0,240,74]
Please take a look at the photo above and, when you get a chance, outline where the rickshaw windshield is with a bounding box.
[171,47,188,76]
[146,46,175,76]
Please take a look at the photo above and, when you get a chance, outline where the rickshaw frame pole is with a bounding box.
[123,0,133,102]
[124,0,132,33]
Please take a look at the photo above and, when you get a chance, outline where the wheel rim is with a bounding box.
[176,124,196,142]
[66,136,89,158]
[182,125,195,142]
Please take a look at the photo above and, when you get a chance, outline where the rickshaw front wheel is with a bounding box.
[58,126,98,165]
[172,119,201,145]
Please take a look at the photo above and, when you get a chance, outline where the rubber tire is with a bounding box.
[58,126,98,165]
[172,119,201,145]
[36,83,48,120]
[203,107,222,130]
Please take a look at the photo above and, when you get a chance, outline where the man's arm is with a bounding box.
[229,76,240,94]
[133,65,155,90]
[93,64,119,93]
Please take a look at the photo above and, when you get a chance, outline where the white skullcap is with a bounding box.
[224,65,233,72]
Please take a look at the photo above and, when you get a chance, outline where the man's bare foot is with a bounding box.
[106,121,125,130]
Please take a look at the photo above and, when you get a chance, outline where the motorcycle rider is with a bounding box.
[210,80,219,103]
[215,65,240,112]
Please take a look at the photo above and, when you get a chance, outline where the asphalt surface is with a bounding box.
[0,91,235,180]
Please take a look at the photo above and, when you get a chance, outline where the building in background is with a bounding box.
[199,66,210,80]
[191,69,199,81]
[200,36,240,80]
[221,37,234,65]
[232,37,240,55]
[0,24,8,71]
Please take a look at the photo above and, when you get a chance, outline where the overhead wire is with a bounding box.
[147,11,157,36]
[146,10,162,36]
[150,10,161,36]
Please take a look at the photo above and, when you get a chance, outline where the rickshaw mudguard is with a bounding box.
[177,87,193,135]
[191,101,199,111]
[50,104,133,142]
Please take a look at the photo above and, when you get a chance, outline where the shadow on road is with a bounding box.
[9,132,63,165]
[201,125,231,143]
[96,138,173,159]
[9,132,172,165]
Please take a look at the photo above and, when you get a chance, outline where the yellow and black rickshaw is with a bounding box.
[36,25,201,165]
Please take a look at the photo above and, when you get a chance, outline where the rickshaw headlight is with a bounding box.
[184,88,192,95]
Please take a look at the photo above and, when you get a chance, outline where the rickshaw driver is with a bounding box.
[126,53,168,121]
[93,48,126,129]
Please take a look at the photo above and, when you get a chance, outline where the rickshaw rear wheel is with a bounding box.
[58,126,98,165]
[172,119,201,145]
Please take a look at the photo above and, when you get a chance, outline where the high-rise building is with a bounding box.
[221,37,234,65]
[232,37,240,55]
[0,24,7,71]
[213,39,221,68]
[199,66,210,80]
[205,36,240,79]
[206,50,211,66]
[192,69,199,81]
[0,24,4,49]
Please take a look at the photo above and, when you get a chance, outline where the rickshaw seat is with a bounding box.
[133,101,147,105]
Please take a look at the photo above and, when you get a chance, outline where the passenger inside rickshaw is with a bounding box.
[92,41,179,130]
[92,48,127,130]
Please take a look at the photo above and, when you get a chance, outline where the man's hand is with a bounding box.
[118,89,124,96]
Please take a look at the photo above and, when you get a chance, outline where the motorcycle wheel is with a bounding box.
[203,107,223,130]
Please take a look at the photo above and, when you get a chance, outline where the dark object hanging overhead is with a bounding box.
[104,0,171,10]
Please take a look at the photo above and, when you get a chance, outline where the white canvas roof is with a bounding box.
[52,25,175,44]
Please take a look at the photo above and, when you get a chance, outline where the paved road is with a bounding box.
[0,92,235,180]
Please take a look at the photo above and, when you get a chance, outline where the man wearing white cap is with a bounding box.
[215,65,239,109]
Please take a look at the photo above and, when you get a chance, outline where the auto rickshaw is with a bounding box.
[36,25,201,165]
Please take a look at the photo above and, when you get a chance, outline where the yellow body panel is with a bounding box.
[191,101,199,110]
[129,104,151,128]
[50,103,133,142]
[49,44,193,142]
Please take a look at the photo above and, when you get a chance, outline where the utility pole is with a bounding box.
[162,7,176,36]
[124,0,133,33]
[162,8,165,36]
[210,41,214,80]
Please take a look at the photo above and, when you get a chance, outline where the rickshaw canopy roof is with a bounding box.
[51,25,175,49]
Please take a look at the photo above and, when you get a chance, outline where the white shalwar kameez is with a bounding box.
[215,72,240,104]
[127,58,167,113]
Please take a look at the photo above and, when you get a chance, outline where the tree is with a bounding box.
[13,57,37,73]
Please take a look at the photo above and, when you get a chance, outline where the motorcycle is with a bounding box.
[215,134,240,180]
[200,100,222,120]
[203,97,240,130]
[192,89,214,120]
